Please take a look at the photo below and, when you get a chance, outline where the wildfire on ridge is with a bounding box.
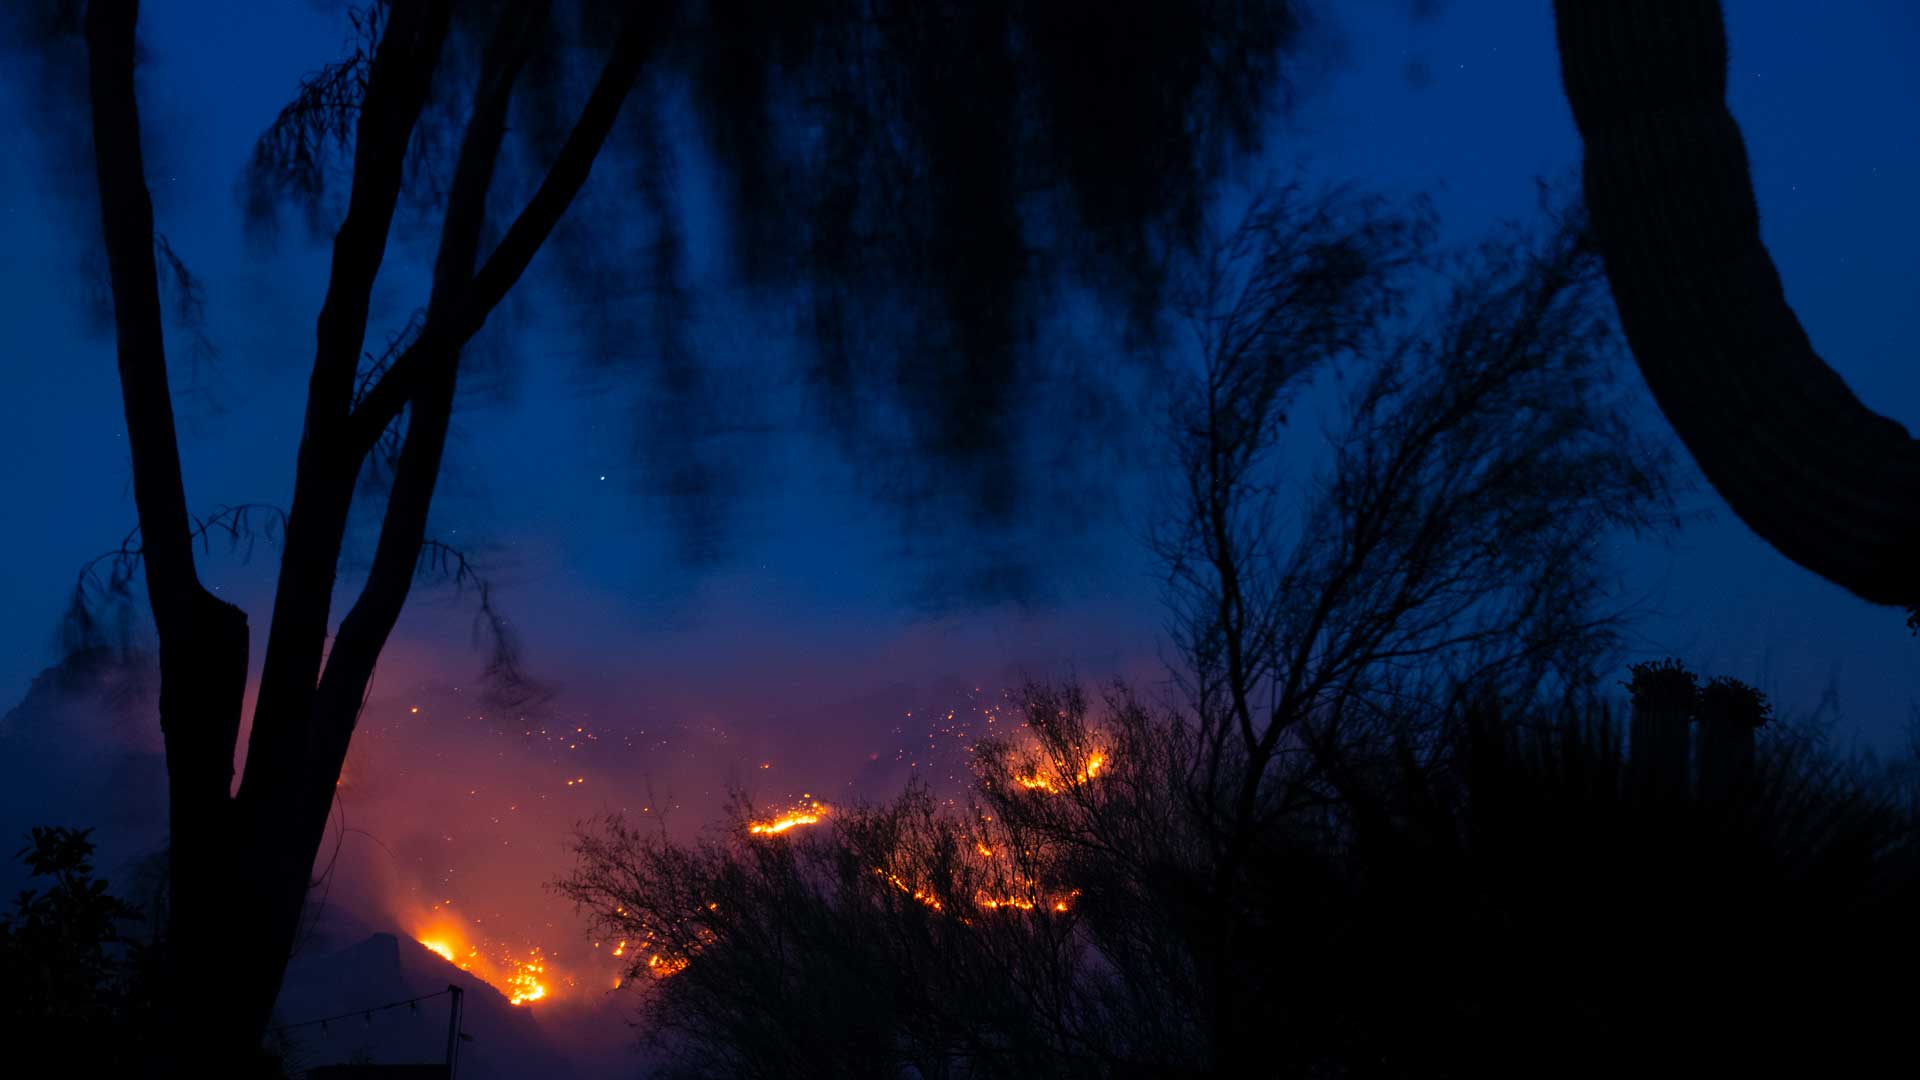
[875,866,1080,916]
[748,798,829,836]
[412,914,561,1006]
[1013,749,1108,793]
[505,951,549,1005]
[614,929,710,982]
[876,867,945,912]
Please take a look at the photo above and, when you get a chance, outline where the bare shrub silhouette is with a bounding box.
[553,191,1920,1078]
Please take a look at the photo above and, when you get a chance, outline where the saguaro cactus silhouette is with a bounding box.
[1694,677,1770,804]
[1554,1,1920,606]
[1623,660,1771,805]
[1625,658,1696,800]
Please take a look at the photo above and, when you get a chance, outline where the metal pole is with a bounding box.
[445,984,464,1078]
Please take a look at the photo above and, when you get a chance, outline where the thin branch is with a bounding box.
[344,8,658,459]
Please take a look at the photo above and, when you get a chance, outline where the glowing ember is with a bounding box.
[980,891,1078,913]
[647,953,690,979]
[506,951,549,1005]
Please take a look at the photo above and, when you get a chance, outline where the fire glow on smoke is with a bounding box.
[372,687,1108,1001]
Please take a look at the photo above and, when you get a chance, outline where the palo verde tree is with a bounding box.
[31,0,1317,1068]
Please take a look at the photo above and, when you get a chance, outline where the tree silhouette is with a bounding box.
[1554,0,1920,607]
[561,186,1692,1075]
[1157,195,1673,1036]
[46,0,1316,1069]
[0,827,165,1071]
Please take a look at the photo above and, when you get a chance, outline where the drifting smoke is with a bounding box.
[0,600,1150,982]
[0,589,1151,1077]
[0,648,166,896]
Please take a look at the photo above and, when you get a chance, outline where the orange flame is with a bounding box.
[875,867,945,911]
[412,917,561,1006]
[506,952,549,1005]
[748,800,829,836]
[1013,749,1108,793]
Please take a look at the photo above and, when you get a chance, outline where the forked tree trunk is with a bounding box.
[82,2,648,1068]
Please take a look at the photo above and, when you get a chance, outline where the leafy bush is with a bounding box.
[0,826,159,1067]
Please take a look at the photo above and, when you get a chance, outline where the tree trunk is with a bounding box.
[82,3,647,1068]
[83,2,451,1069]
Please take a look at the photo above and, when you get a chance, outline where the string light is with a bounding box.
[270,987,454,1035]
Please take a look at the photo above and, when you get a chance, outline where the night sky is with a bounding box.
[3,0,1919,1032]
[8,2,1912,736]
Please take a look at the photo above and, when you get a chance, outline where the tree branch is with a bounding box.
[244,0,453,801]
[426,2,544,319]
[313,357,456,755]
[344,9,657,459]
[306,0,453,426]
[84,0,199,634]
[86,0,252,798]
[312,1,559,753]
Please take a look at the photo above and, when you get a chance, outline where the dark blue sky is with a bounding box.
[3,0,1917,747]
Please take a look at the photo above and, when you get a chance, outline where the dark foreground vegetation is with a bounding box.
[565,673,1920,1078]
[0,827,167,1069]
[561,191,1920,1076]
[15,0,1920,1072]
